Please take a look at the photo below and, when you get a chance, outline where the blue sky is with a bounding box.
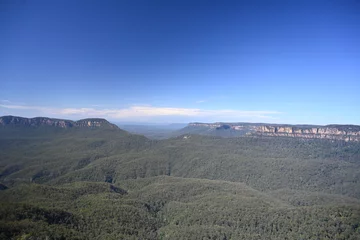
[1,0,359,124]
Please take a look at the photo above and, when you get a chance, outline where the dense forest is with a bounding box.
[0,125,360,239]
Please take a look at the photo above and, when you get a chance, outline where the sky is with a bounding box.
[1,0,359,124]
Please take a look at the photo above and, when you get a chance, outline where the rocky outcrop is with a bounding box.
[255,125,360,142]
[0,116,118,129]
[75,119,116,128]
[187,122,360,142]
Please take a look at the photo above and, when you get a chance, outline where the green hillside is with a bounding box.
[1,176,360,240]
[1,122,360,239]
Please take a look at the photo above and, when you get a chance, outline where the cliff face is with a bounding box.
[256,125,360,142]
[187,122,360,142]
[0,116,118,129]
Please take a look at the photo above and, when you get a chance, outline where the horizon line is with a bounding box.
[0,115,359,127]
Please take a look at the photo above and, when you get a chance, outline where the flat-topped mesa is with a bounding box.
[0,116,118,129]
[188,122,261,131]
[255,125,360,142]
[188,122,265,130]
[189,122,222,128]
[185,122,360,142]
[0,116,74,128]
[75,118,116,128]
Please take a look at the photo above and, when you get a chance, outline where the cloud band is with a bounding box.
[0,104,281,122]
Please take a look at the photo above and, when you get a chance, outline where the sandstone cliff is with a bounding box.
[0,116,118,129]
[256,125,360,142]
[187,122,360,142]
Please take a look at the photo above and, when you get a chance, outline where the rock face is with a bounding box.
[255,125,360,142]
[187,122,360,142]
[0,116,118,129]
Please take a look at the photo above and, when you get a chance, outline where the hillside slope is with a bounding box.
[1,123,360,198]
[1,116,360,239]
[1,176,360,240]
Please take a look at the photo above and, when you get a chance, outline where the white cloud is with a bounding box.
[0,104,282,122]
[195,100,206,103]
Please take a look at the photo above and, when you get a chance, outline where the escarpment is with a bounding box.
[186,122,360,141]
[0,116,118,129]
[255,125,360,141]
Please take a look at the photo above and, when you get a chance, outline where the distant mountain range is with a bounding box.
[0,115,118,129]
[117,123,187,139]
[1,116,360,142]
[175,122,360,142]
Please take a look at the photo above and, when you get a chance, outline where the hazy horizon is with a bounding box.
[1,114,360,127]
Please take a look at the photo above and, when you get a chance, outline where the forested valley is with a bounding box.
[1,123,360,239]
